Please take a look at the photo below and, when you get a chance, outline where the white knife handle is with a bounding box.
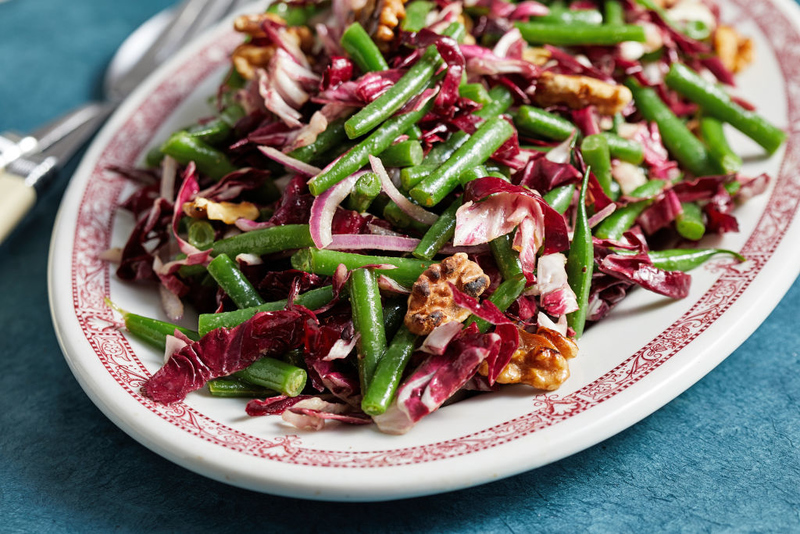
[0,171,37,244]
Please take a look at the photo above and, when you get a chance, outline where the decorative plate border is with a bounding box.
[69,0,800,468]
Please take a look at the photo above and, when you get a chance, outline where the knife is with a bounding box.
[0,103,111,244]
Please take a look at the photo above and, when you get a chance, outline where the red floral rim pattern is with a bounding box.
[70,1,800,468]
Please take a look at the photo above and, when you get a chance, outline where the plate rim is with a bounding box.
[48,0,800,501]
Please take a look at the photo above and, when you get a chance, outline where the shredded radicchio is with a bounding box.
[143,306,315,403]
[107,0,779,434]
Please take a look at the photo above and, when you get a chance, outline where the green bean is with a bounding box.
[413,197,462,260]
[664,63,786,154]
[515,22,646,46]
[400,86,514,189]
[220,103,245,126]
[471,274,527,333]
[490,232,524,280]
[382,298,408,340]
[308,99,435,196]
[593,199,650,240]
[346,46,440,137]
[187,220,215,250]
[458,165,489,185]
[600,132,645,165]
[514,105,574,141]
[207,254,265,309]
[634,0,709,39]
[383,201,431,234]
[345,22,462,138]
[699,116,743,174]
[361,325,418,415]
[236,357,307,397]
[536,4,603,25]
[401,140,466,190]
[624,78,717,177]
[197,285,335,336]
[604,0,625,25]
[443,21,467,43]
[210,224,314,258]
[675,202,705,241]
[682,19,711,40]
[648,247,745,271]
[292,248,433,287]
[346,172,382,212]
[184,105,243,147]
[266,1,319,26]
[187,118,231,146]
[349,268,387,389]
[410,117,515,207]
[402,0,435,32]
[379,140,424,167]
[145,146,165,168]
[724,180,741,196]
[179,264,210,280]
[207,378,275,398]
[630,179,667,199]
[489,275,528,312]
[106,298,199,352]
[459,83,492,106]
[581,134,615,199]
[406,124,423,141]
[160,131,238,181]
[476,86,515,119]
[341,22,389,73]
[287,118,350,165]
[544,184,575,215]
[566,169,594,338]
[592,179,666,240]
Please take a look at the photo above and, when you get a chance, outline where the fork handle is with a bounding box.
[0,171,37,244]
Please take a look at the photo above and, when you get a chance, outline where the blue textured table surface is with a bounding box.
[1,1,798,531]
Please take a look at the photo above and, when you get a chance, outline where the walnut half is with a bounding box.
[532,71,632,116]
[480,326,579,391]
[714,25,754,74]
[182,197,260,225]
[405,253,490,335]
[231,14,314,79]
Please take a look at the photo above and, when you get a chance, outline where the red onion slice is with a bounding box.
[377,275,411,294]
[327,234,420,252]
[369,155,439,226]
[309,173,361,248]
[420,322,463,355]
[588,202,616,228]
[258,145,322,177]
[546,130,576,164]
[324,334,359,361]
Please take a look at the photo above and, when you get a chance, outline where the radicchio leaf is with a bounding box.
[448,282,514,326]
[594,234,691,300]
[246,394,314,416]
[534,253,579,316]
[302,307,361,405]
[373,323,500,434]
[143,306,315,404]
[455,178,569,276]
[282,397,372,430]
[637,188,682,235]
[116,197,172,282]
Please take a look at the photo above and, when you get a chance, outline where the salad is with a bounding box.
[107,0,785,435]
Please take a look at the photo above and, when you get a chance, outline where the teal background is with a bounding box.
[1,1,798,531]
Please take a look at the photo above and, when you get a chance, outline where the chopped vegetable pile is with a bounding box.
[107,0,782,434]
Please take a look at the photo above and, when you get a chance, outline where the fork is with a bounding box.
[0,0,251,244]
